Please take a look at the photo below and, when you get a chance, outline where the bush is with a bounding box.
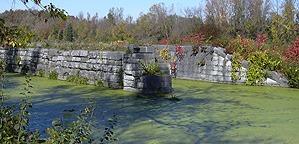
[139,60,161,75]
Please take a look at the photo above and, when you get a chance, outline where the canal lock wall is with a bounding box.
[0,45,289,94]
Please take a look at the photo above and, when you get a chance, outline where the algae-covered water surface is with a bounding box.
[3,73,299,143]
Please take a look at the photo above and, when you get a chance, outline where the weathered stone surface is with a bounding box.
[1,45,289,93]
[139,75,172,94]
[48,49,58,56]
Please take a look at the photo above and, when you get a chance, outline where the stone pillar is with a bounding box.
[123,46,173,93]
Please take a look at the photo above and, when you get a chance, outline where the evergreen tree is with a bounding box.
[58,30,63,40]
[64,23,73,41]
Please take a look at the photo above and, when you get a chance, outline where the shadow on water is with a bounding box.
[3,74,299,143]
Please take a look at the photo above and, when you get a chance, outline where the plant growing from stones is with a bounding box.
[231,52,243,82]
[48,72,58,80]
[66,70,88,85]
[169,60,177,77]
[38,70,45,77]
[156,48,171,63]
[139,60,161,75]
[175,45,184,61]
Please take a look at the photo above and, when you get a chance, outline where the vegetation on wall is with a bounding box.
[139,60,161,75]
[0,0,299,87]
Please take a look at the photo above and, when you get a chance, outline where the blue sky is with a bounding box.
[0,0,205,19]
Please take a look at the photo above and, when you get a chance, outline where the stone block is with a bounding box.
[95,71,102,79]
[73,62,80,69]
[123,63,142,71]
[56,61,62,67]
[264,78,279,86]
[81,58,89,63]
[87,71,96,80]
[132,53,155,60]
[139,75,172,94]
[95,64,103,71]
[242,60,249,68]
[79,50,89,57]
[224,76,231,82]
[123,80,135,87]
[102,65,112,72]
[87,63,96,71]
[123,58,140,64]
[137,82,144,89]
[79,70,88,78]
[89,59,98,64]
[214,47,227,58]
[48,49,58,56]
[79,63,88,70]
[88,51,98,59]
[108,51,125,60]
[226,61,232,67]
[112,66,121,73]
[102,73,120,82]
[211,70,218,76]
[99,51,109,59]
[87,80,96,85]
[72,57,81,62]
[123,87,141,93]
[124,70,139,76]
[124,74,135,81]
[61,61,69,67]
[218,56,225,66]
[97,59,103,64]
[139,46,155,53]
[62,51,71,56]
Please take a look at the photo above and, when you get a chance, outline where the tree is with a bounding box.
[0,0,67,48]
[64,22,73,41]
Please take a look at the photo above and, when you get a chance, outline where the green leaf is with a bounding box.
[63,113,74,118]
[52,118,61,126]
[65,121,73,127]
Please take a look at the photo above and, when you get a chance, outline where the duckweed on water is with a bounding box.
[3,73,299,143]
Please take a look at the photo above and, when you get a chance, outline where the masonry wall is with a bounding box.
[153,45,288,87]
[1,48,125,88]
[122,46,172,93]
[0,45,288,90]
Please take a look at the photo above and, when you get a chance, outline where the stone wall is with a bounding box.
[0,45,289,90]
[153,45,288,87]
[0,47,174,92]
[122,46,172,93]
[1,48,125,88]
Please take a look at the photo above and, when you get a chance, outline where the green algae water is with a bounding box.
[3,73,299,143]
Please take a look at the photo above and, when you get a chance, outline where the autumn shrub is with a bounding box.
[156,48,171,63]
[226,35,256,59]
[285,37,299,63]
[283,62,299,88]
[282,37,299,87]
[228,34,287,85]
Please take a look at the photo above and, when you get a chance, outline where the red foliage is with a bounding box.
[169,60,177,71]
[84,38,90,42]
[285,37,299,63]
[182,32,205,44]
[159,39,171,45]
[255,34,268,49]
[175,45,184,57]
